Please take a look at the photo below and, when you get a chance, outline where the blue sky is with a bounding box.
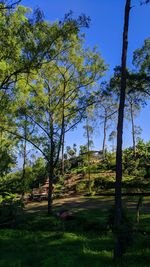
[21,0,150,151]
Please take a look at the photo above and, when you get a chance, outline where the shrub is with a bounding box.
[93,177,114,191]
[71,166,87,174]
[0,192,24,226]
[76,181,87,193]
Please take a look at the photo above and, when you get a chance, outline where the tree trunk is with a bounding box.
[130,101,136,156]
[48,162,54,215]
[21,139,26,200]
[47,87,54,214]
[21,117,27,200]
[61,131,65,175]
[86,118,91,193]
[136,196,143,223]
[114,0,131,261]
[47,124,55,215]
[61,80,66,175]
[102,110,107,158]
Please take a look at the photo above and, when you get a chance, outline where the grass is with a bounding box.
[0,199,150,267]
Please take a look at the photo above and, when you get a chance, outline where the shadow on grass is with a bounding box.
[25,196,114,214]
[0,226,149,267]
[0,201,149,267]
[0,227,114,267]
[12,207,109,236]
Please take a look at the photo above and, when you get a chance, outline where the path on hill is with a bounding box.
[25,195,150,214]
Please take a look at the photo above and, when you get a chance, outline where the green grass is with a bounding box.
[0,206,150,267]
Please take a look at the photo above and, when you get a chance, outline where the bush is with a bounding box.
[76,181,87,193]
[93,177,114,191]
[131,168,147,178]
[71,166,87,174]
[0,192,24,226]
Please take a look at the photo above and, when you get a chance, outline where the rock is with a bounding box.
[57,210,73,220]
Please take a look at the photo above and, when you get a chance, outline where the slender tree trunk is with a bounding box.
[130,102,136,156]
[61,80,66,175]
[102,110,107,158]
[48,160,54,215]
[86,118,91,193]
[114,0,131,261]
[21,117,27,200]
[47,117,55,215]
[47,83,55,215]
[21,139,26,199]
[61,132,65,175]
[47,122,55,215]
[136,196,143,223]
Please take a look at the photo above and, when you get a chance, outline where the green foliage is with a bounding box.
[79,145,88,154]
[133,38,150,74]
[93,176,114,192]
[66,145,77,159]
[0,157,47,194]
[101,152,116,171]
[0,133,16,177]
[75,180,87,193]
[123,139,150,179]
[30,157,47,188]
[0,192,23,225]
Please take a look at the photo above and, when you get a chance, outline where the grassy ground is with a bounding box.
[0,196,150,267]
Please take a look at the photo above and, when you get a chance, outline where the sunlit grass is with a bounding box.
[0,202,149,267]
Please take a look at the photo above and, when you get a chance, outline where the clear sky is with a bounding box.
[21,0,150,151]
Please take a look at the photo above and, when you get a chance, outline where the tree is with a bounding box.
[95,84,117,158]
[79,145,88,154]
[0,6,90,116]
[126,94,143,155]
[49,34,106,175]
[133,38,150,89]
[110,67,145,156]
[113,0,150,260]
[109,130,117,152]
[1,12,106,214]
[83,116,94,193]
[17,113,34,199]
[25,35,105,214]
[114,0,131,260]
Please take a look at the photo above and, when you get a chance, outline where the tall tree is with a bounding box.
[1,22,106,214]
[110,67,144,156]
[114,0,131,260]
[51,35,106,175]
[127,94,142,156]
[17,113,34,199]
[83,116,94,193]
[94,83,117,158]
